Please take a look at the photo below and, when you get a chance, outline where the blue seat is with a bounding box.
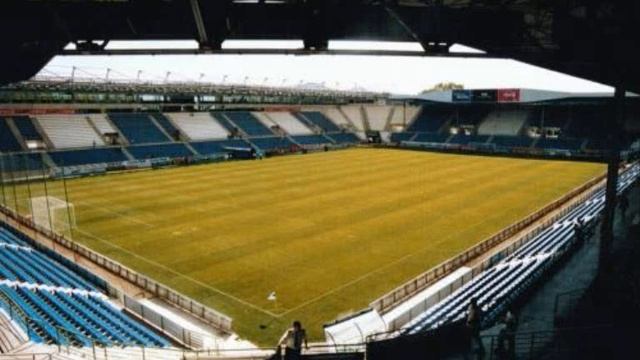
[250,136,295,151]
[406,108,452,133]
[297,112,341,132]
[492,136,532,148]
[326,133,360,144]
[0,117,22,152]
[291,135,333,145]
[150,113,180,139]
[190,139,251,155]
[413,133,449,143]
[49,148,128,166]
[13,116,43,141]
[448,134,489,145]
[536,138,583,151]
[109,113,170,144]
[223,112,273,137]
[390,132,415,143]
[127,143,193,159]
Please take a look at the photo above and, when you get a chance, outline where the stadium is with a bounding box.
[1,1,640,360]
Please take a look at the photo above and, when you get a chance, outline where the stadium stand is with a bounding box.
[454,107,490,128]
[167,112,229,140]
[36,115,105,149]
[412,133,449,143]
[291,134,334,145]
[48,148,128,167]
[299,111,343,133]
[150,113,180,139]
[537,107,569,128]
[401,165,639,335]
[12,116,43,141]
[388,106,421,128]
[339,106,366,132]
[0,226,170,347]
[108,113,171,144]
[127,144,193,159]
[365,106,392,131]
[406,107,453,133]
[448,134,491,146]
[190,139,251,155]
[491,135,533,148]
[390,132,416,143]
[86,114,117,136]
[326,132,361,144]
[323,107,353,129]
[0,153,46,172]
[477,110,529,136]
[0,117,24,152]
[263,112,314,135]
[249,136,296,152]
[535,138,584,151]
[210,113,239,134]
[223,112,274,137]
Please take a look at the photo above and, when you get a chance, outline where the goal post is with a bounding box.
[30,196,76,238]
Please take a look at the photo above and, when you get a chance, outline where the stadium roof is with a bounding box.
[1,0,639,93]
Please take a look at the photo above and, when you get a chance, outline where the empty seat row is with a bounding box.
[0,224,170,348]
[108,113,170,145]
[189,139,251,155]
[264,112,314,135]
[167,112,229,140]
[0,117,23,152]
[412,133,449,143]
[326,132,360,144]
[250,136,295,152]
[0,285,169,347]
[291,134,334,145]
[127,144,193,159]
[37,115,105,149]
[13,116,43,141]
[49,148,128,167]
[406,108,452,133]
[223,112,274,137]
[297,112,342,132]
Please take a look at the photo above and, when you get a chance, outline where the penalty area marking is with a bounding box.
[73,227,282,318]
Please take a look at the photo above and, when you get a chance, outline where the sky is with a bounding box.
[39,41,614,95]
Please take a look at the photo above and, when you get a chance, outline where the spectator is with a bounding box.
[279,320,308,360]
[619,194,629,218]
[574,219,586,243]
[502,310,517,359]
[466,298,485,358]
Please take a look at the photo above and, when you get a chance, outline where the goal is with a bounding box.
[30,196,76,237]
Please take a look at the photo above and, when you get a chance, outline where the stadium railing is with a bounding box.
[370,172,606,315]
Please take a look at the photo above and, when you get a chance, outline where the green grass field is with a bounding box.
[2,148,605,344]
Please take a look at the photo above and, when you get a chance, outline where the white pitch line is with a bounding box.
[73,228,281,318]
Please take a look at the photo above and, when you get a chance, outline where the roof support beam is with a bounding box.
[190,0,212,49]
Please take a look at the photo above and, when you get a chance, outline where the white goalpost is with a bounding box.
[30,196,76,237]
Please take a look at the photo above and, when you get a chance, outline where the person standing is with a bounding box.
[619,194,629,219]
[466,298,485,359]
[279,321,308,360]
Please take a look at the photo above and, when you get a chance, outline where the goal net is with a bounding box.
[30,196,76,238]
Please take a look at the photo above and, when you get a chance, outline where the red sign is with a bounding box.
[497,89,520,103]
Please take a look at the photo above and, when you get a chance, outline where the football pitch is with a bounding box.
[9,148,605,344]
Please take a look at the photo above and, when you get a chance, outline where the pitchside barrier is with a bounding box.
[0,205,233,336]
[122,295,206,349]
[370,173,606,315]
